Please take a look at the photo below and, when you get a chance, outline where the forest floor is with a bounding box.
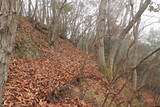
[3,17,156,107]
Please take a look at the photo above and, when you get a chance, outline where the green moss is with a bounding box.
[14,30,43,58]
[99,66,112,80]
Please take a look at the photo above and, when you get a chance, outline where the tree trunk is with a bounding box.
[0,0,17,104]
[42,0,46,24]
[46,0,50,25]
[31,0,38,21]
[132,0,143,90]
[49,0,59,48]
[28,0,32,17]
[96,0,107,67]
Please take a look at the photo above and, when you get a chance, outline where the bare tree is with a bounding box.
[111,0,151,73]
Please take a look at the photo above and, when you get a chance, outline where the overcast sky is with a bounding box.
[142,0,160,30]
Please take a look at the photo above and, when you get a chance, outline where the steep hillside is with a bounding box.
[4,17,101,107]
[3,17,154,107]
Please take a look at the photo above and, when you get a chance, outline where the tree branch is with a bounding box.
[132,47,160,70]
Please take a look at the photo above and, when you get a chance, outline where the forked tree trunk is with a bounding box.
[31,0,38,21]
[0,0,17,104]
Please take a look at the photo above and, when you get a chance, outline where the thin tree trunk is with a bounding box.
[42,0,46,24]
[28,0,32,17]
[46,0,50,25]
[131,0,143,89]
[96,0,107,67]
[31,0,38,21]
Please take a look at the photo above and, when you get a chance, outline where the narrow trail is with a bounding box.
[4,18,102,107]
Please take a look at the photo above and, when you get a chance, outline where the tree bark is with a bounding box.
[0,0,17,104]
[31,0,38,21]
[132,0,144,90]
[28,0,32,17]
[96,0,107,67]
[42,0,46,24]
[49,0,59,48]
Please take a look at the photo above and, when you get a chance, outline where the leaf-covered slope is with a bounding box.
[3,17,154,107]
[4,17,101,107]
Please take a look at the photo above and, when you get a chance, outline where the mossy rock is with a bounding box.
[14,30,43,58]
